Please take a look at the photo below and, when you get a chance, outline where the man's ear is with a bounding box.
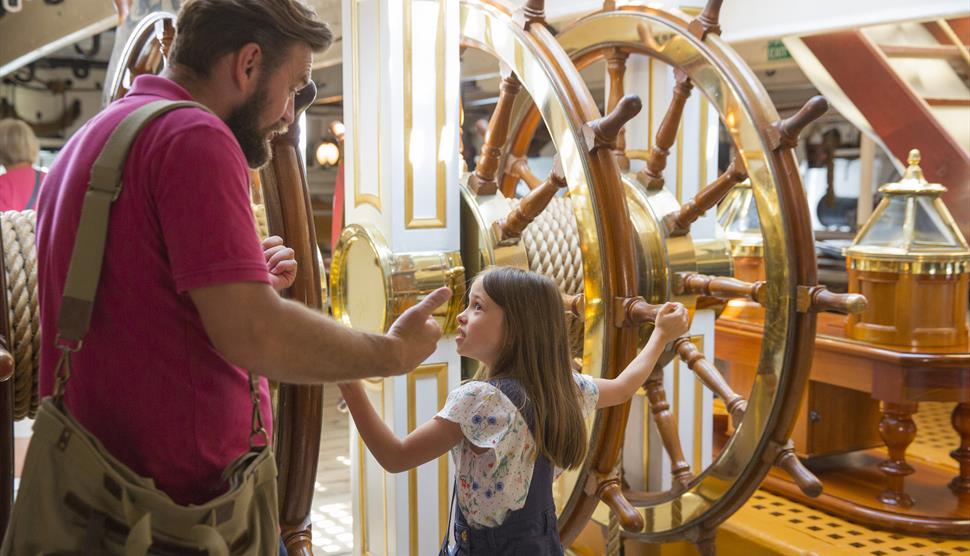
[232,42,263,94]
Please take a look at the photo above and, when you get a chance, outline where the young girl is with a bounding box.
[339,266,689,554]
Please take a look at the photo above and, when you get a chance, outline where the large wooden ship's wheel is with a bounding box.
[453,0,869,551]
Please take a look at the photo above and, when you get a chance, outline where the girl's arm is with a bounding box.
[594,302,689,408]
[338,381,465,473]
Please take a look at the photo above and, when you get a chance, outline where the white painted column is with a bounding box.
[343,1,460,554]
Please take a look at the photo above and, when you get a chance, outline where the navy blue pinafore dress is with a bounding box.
[441,378,564,555]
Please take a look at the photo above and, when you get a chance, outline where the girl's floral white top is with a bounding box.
[435,372,598,528]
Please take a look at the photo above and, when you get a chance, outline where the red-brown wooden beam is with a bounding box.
[923,21,953,47]
[924,97,970,107]
[946,17,970,44]
[803,30,970,241]
[920,19,970,79]
[923,18,970,49]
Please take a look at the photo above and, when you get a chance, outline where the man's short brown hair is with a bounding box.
[171,0,332,78]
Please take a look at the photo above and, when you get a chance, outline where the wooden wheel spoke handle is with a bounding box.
[590,476,645,532]
[768,441,823,498]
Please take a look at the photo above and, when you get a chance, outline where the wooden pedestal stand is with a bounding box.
[716,312,970,537]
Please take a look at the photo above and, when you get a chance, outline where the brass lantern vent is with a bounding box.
[845,149,970,275]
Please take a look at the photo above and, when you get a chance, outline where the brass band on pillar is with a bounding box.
[330,224,465,336]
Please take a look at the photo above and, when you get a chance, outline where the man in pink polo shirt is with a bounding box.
[35,0,450,512]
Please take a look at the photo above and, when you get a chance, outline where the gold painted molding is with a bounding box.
[357,377,387,556]
[403,0,448,229]
[407,363,450,554]
[352,0,382,212]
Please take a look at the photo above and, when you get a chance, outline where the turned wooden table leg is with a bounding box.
[876,401,918,508]
[949,402,970,495]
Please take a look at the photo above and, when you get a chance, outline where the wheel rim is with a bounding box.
[498,6,820,542]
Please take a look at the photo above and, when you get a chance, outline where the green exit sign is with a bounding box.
[767,40,791,61]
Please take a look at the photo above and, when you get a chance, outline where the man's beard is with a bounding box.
[225,84,287,169]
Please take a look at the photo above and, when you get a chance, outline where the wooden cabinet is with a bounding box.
[716,312,970,536]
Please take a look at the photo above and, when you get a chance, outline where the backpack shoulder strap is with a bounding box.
[23,168,42,210]
[57,99,210,343]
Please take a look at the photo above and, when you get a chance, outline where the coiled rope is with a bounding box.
[1,210,39,419]
[512,196,586,357]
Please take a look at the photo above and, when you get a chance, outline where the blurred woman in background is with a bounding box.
[0,118,45,211]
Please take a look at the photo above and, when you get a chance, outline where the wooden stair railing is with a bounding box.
[801,29,970,241]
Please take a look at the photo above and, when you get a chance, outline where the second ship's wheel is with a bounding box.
[458,0,867,551]
[105,12,326,555]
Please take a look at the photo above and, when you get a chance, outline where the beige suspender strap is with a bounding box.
[57,99,210,343]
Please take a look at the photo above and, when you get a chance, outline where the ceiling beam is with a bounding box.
[0,0,116,78]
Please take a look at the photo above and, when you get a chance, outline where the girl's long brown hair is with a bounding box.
[472,267,587,469]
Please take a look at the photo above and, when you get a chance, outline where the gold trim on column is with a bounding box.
[699,98,709,195]
[376,0,384,214]
[675,120,684,202]
[648,57,655,151]
[358,438,370,556]
[402,0,414,221]
[353,0,381,211]
[407,364,450,554]
[434,0,447,225]
[404,0,448,229]
[641,388,650,490]
[693,379,704,472]
[358,378,387,556]
[672,358,680,426]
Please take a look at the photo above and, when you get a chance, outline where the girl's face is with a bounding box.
[455,278,505,369]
